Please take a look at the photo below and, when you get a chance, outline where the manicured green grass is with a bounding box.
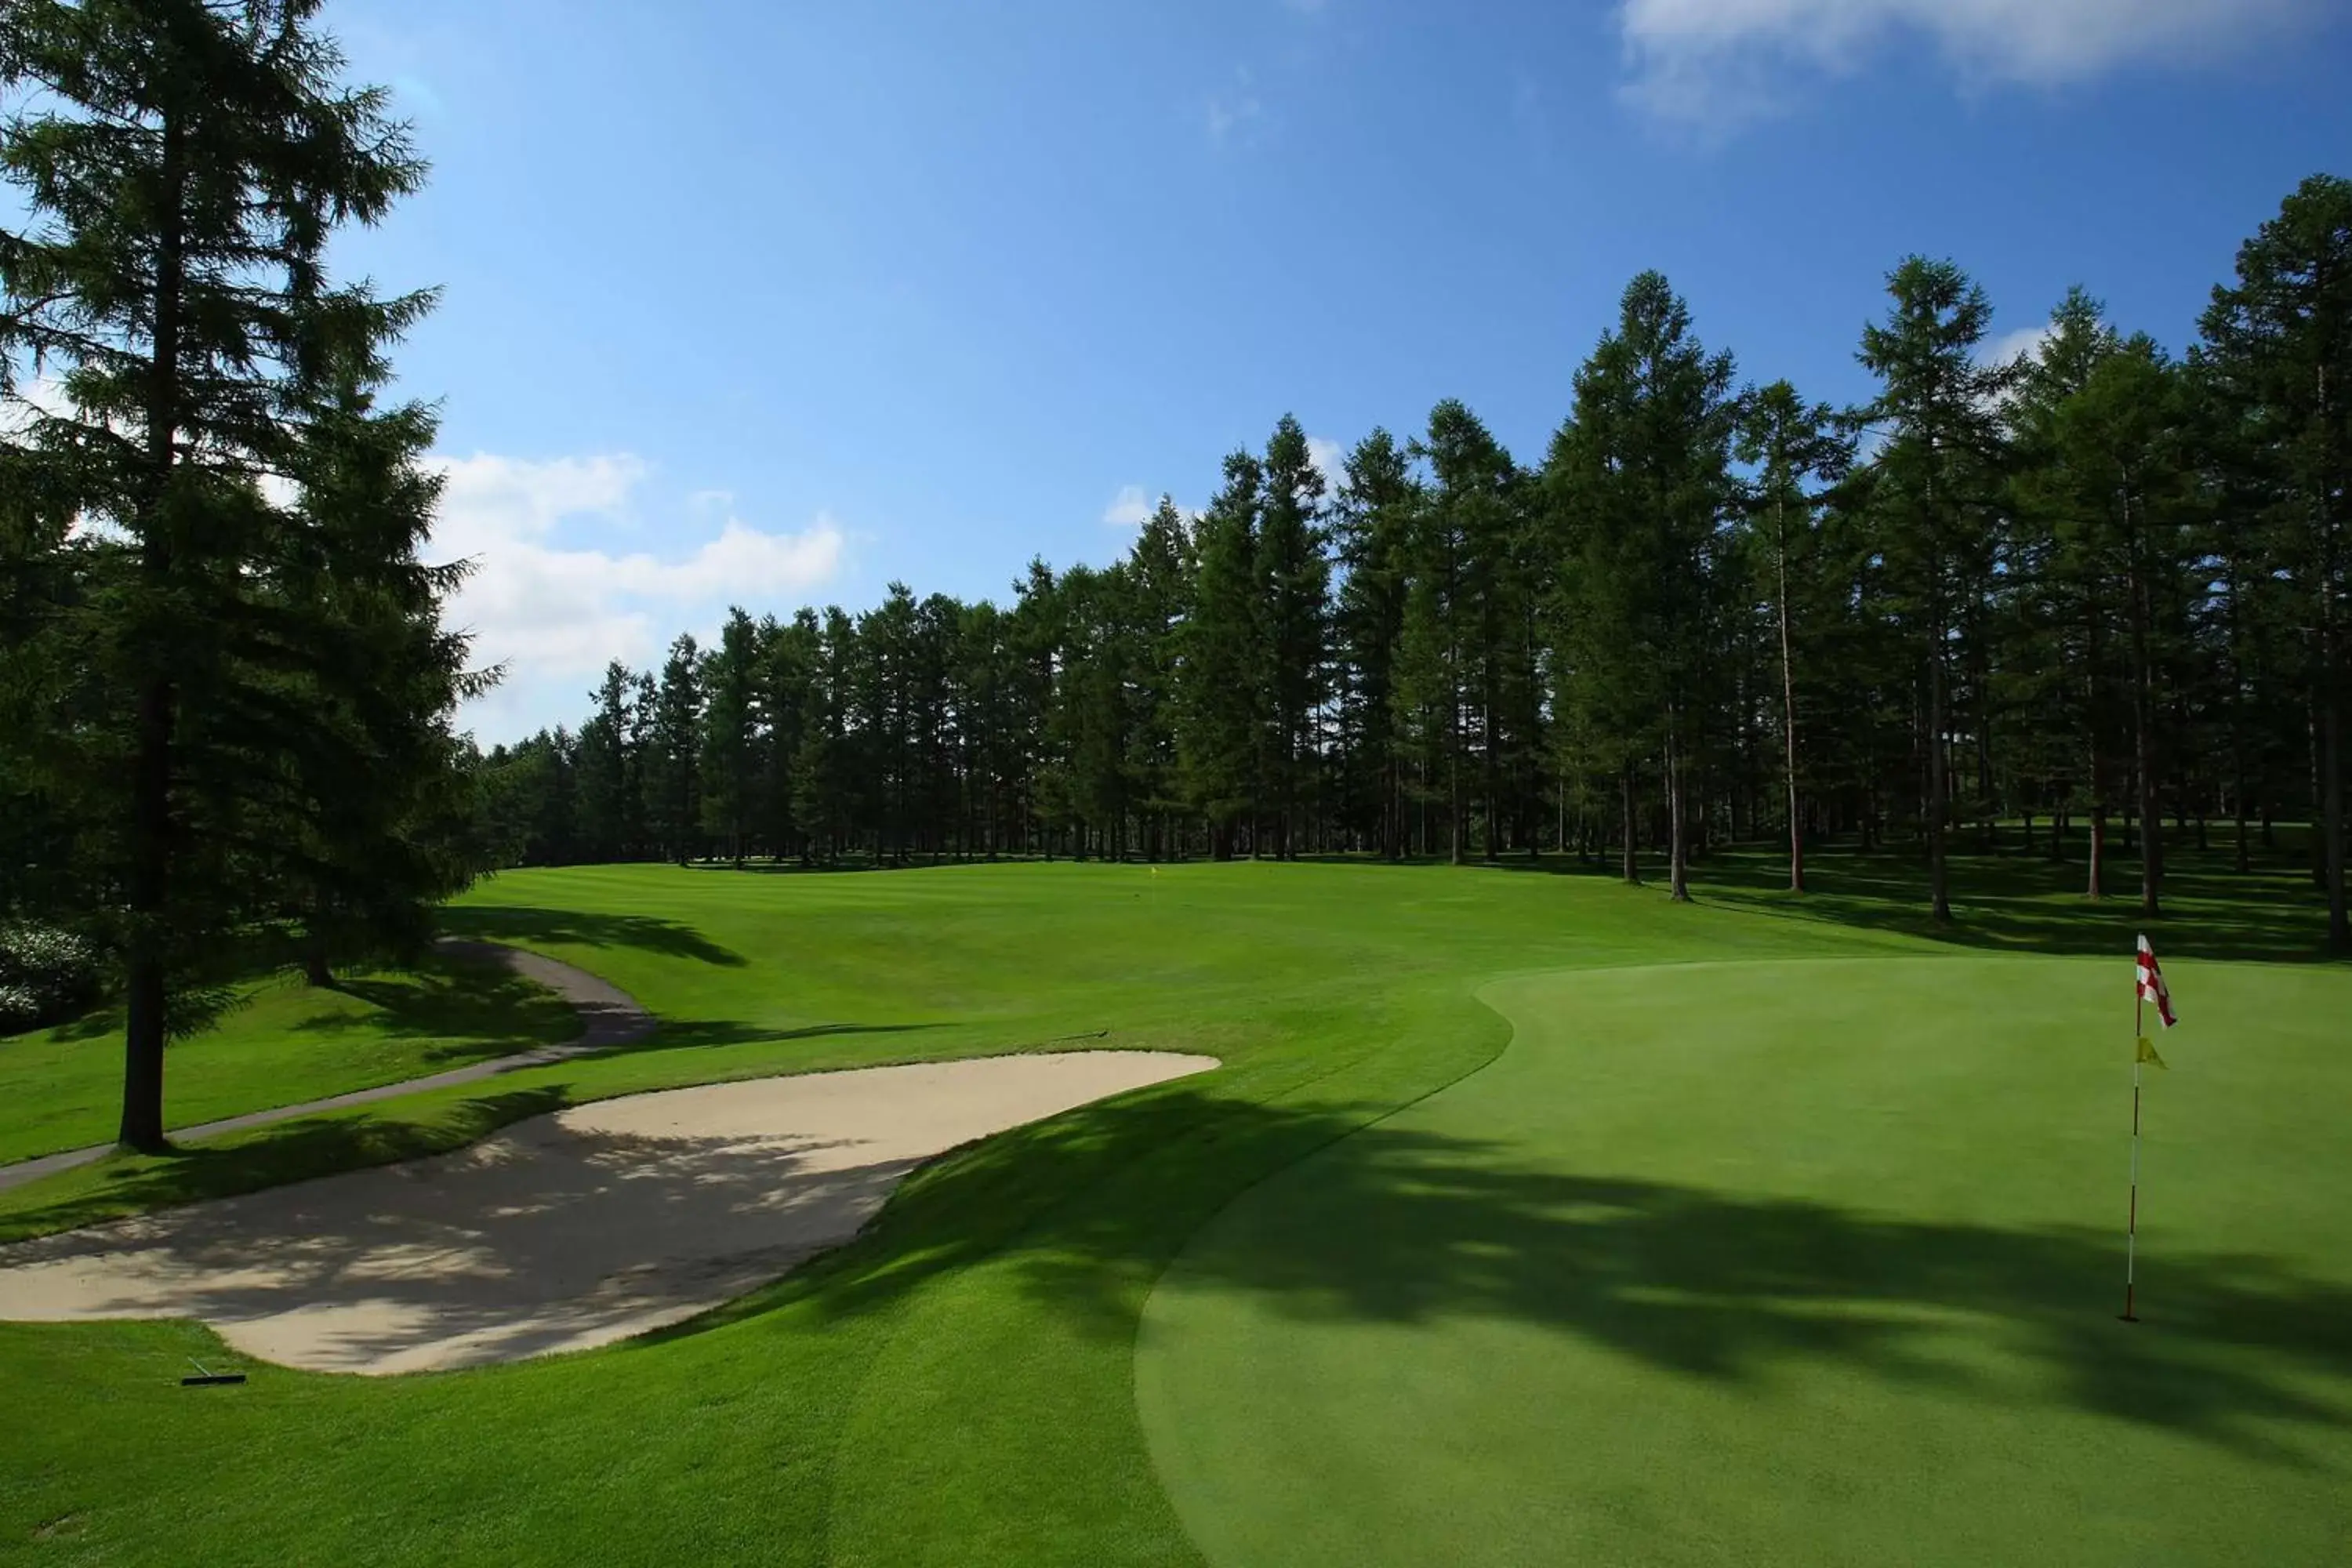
[0,949,579,1165]
[1140,956,2352,1566]
[0,848,2343,1565]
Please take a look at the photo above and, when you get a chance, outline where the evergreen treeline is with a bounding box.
[485,178,2352,950]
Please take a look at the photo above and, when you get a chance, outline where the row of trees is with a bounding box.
[2,2,485,1144]
[487,175,2352,949]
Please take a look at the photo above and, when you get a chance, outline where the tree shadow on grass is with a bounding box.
[0,1088,572,1245]
[0,1022,961,1240]
[436,906,747,968]
[5,1062,2345,1461]
[1490,843,2348,967]
[612,1019,949,1057]
[672,1085,2350,1466]
[293,954,580,1064]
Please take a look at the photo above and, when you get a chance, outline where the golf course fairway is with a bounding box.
[2,855,2346,1564]
[1139,956,2352,1567]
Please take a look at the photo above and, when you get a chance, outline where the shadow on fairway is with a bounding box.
[0,1023,953,1243]
[1490,844,2348,967]
[622,1019,949,1054]
[0,1088,572,1243]
[0,1098,916,1372]
[10,1068,2343,1460]
[295,953,583,1062]
[669,1085,2350,1465]
[437,906,748,967]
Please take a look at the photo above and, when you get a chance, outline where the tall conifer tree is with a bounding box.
[1855,258,2015,924]
[2,0,443,1146]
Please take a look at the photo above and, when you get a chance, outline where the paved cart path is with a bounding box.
[0,940,654,1194]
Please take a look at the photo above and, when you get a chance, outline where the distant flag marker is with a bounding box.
[2136,935,2177,1030]
[2121,935,2179,1324]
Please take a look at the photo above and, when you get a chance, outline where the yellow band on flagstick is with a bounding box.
[2136,1035,2166,1069]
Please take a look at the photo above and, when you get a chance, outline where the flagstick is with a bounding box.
[2122,986,2143,1324]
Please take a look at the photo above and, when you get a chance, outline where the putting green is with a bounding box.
[1138,956,2352,1566]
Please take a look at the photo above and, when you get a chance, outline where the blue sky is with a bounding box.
[310,0,2347,741]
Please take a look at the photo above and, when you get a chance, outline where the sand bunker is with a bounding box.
[0,1050,1215,1375]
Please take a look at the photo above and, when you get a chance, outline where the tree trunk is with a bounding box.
[1927,618,1951,924]
[2234,762,2252,873]
[303,935,335,989]
[1667,723,1691,903]
[121,675,175,1153]
[1620,762,1640,884]
[1775,501,1805,892]
[2326,695,2349,949]
[1449,741,1465,866]
[2125,480,2163,918]
[119,111,187,1156]
[2314,351,2350,946]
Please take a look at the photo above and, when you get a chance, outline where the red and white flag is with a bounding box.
[2136,935,2177,1029]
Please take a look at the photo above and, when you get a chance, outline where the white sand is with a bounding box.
[0,1050,1216,1375]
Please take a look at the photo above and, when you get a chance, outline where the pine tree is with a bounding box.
[1257,416,1329,858]
[2009,290,2125,895]
[575,662,637,862]
[759,609,822,862]
[2198,175,2352,949]
[1421,402,1530,862]
[790,612,852,861]
[626,670,658,857]
[650,633,703,864]
[1551,274,1738,898]
[1332,430,1417,858]
[699,608,761,867]
[1127,496,1195,856]
[2,0,441,1148]
[1737,382,1849,891]
[1854,258,2016,924]
[2022,333,2194,915]
[1180,452,1265,856]
[274,350,488,986]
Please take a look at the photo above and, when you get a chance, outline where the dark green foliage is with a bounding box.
[1181,453,1266,855]
[0,127,2302,966]
[1258,416,1330,859]
[1735,379,1850,893]
[2196,174,2352,948]
[649,633,703,864]
[1548,274,1740,895]
[1331,431,1417,859]
[0,0,481,1144]
[699,608,762,867]
[1853,256,2016,923]
[473,168,2349,963]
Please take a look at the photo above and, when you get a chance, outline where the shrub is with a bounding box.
[0,922,103,1036]
[0,981,38,1036]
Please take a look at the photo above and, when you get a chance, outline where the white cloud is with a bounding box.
[1207,68,1264,143]
[1102,484,1154,529]
[429,453,844,739]
[390,74,445,118]
[1981,321,2056,368]
[1619,0,2307,128]
[0,361,73,439]
[1305,436,1345,493]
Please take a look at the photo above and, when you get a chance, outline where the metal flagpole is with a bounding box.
[2123,980,2143,1323]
